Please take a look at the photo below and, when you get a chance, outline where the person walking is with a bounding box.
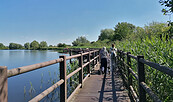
[99,47,109,74]
[109,44,117,71]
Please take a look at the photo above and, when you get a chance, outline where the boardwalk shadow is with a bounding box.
[98,71,117,102]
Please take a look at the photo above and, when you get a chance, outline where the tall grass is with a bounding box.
[67,59,79,96]
[116,36,173,101]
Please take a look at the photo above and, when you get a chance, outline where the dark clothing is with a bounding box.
[101,58,107,74]
[99,49,109,59]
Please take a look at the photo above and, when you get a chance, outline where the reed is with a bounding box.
[116,36,173,101]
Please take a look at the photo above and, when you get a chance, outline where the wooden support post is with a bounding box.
[0,66,8,102]
[79,53,83,88]
[69,50,72,64]
[127,52,132,97]
[137,55,146,102]
[120,51,123,72]
[93,51,95,68]
[60,56,67,102]
[122,51,125,71]
[118,50,121,69]
[87,51,91,75]
[95,51,98,65]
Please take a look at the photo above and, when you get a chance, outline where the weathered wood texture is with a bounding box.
[0,66,8,102]
[69,64,130,102]
[117,49,170,102]
[60,55,67,102]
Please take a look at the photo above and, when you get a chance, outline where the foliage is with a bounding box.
[116,36,173,101]
[144,22,168,38]
[57,43,67,47]
[67,60,79,96]
[72,36,90,46]
[9,43,23,49]
[159,0,173,15]
[0,43,8,49]
[98,29,114,41]
[24,42,30,50]
[114,22,136,41]
[39,41,48,50]
[30,40,39,50]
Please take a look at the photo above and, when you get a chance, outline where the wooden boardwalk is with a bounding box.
[69,64,131,102]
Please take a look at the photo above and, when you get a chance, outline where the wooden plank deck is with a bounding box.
[69,64,131,102]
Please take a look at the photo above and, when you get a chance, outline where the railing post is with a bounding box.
[122,51,125,71]
[93,51,95,68]
[127,52,132,97]
[119,51,123,75]
[137,55,146,102]
[87,51,91,75]
[0,66,8,102]
[79,52,83,88]
[98,49,101,64]
[95,51,98,65]
[69,50,72,64]
[60,56,67,102]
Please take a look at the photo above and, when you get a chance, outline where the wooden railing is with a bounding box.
[117,50,173,102]
[0,50,100,102]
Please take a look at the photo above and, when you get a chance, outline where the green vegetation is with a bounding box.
[24,42,30,50]
[117,36,173,101]
[9,43,24,49]
[39,41,48,50]
[72,36,90,46]
[57,43,67,47]
[0,43,8,49]
[114,22,136,40]
[0,40,71,50]
[30,40,39,50]
[98,29,114,41]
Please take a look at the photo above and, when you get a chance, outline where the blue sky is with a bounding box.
[0,0,169,46]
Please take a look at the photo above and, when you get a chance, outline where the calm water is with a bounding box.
[0,50,69,102]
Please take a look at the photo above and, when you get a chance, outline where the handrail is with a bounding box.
[118,49,173,102]
[140,82,162,102]
[130,85,139,102]
[7,58,64,77]
[139,58,173,77]
[29,79,64,102]
[129,68,138,80]
[66,67,82,79]
[128,54,137,60]
[0,49,100,102]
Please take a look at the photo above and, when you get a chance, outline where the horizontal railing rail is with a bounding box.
[0,49,100,102]
[117,50,173,102]
[7,58,64,77]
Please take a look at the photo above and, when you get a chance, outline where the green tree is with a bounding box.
[0,43,6,49]
[49,45,53,47]
[72,36,90,46]
[144,22,168,38]
[39,41,48,49]
[9,43,23,49]
[30,40,39,50]
[159,0,173,38]
[57,43,67,47]
[114,22,136,41]
[24,42,30,50]
[98,29,114,41]
[159,0,173,15]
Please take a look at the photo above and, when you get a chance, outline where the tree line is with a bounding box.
[71,1,173,47]
[0,40,70,50]
[71,21,172,48]
[1,21,172,50]
[1,1,172,50]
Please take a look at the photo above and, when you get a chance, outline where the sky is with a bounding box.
[0,0,170,46]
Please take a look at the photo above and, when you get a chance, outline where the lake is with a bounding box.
[0,50,69,102]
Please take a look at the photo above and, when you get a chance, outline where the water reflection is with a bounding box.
[0,50,68,102]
